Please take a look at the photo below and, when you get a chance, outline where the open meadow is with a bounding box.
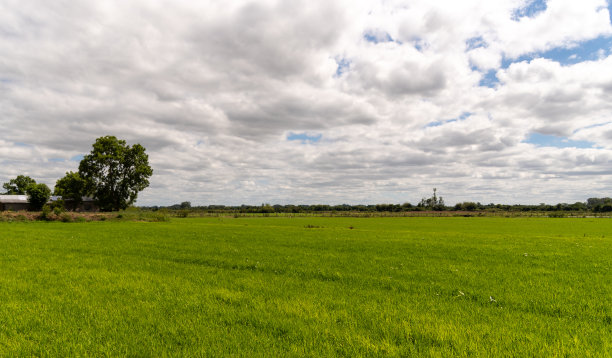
[0,217,611,356]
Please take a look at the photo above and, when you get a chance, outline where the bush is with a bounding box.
[60,213,73,222]
[40,205,52,220]
[53,206,63,216]
[50,199,65,212]
[152,211,169,222]
[177,209,190,218]
[150,209,170,221]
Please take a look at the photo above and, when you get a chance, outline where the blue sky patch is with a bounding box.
[287,132,322,143]
[412,38,426,52]
[479,69,500,88]
[425,121,444,128]
[538,36,612,65]
[335,57,351,77]
[524,133,594,148]
[574,121,612,132]
[49,158,65,163]
[363,30,393,44]
[501,35,612,68]
[70,154,84,161]
[512,0,547,20]
[466,36,486,50]
[426,112,472,127]
[14,142,31,147]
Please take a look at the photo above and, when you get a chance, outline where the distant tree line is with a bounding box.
[143,191,612,214]
[141,201,608,214]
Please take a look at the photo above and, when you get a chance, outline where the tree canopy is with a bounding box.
[26,183,51,211]
[78,136,153,211]
[2,175,36,194]
[418,188,445,210]
[54,171,87,205]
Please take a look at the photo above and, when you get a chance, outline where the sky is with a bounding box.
[2,0,612,206]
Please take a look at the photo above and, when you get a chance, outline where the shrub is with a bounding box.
[152,212,169,222]
[40,205,52,220]
[60,213,73,222]
[50,198,65,212]
[53,206,63,216]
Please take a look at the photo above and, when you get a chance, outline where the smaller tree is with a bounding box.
[27,183,51,211]
[418,188,446,211]
[417,188,446,210]
[3,175,36,194]
[54,171,87,206]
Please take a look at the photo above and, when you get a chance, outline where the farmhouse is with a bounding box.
[0,195,98,212]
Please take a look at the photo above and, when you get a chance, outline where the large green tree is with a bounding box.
[26,183,51,211]
[2,175,36,194]
[78,136,153,211]
[54,171,87,206]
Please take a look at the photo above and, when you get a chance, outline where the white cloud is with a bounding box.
[1,0,612,205]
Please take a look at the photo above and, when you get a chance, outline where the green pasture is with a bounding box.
[0,217,610,356]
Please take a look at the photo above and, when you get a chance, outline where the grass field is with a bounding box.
[0,217,611,356]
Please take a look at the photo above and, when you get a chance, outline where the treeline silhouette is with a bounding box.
[141,197,612,214]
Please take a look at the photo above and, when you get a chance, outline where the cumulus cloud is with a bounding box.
[1,0,612,205]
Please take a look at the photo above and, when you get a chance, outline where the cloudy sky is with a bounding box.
[2,0,612,206]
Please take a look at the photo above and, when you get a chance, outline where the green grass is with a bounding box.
[0,217,611,356]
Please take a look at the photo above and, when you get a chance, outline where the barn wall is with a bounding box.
[2,203,29,211]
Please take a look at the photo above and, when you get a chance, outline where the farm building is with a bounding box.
[0,195,98,212]
[64,197,98,212]
[0,195,29,211]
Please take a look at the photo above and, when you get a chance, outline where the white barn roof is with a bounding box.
[0,195,28,203]
[0,195,95,203]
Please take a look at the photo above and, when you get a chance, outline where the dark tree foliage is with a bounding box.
[2,175,36,194]
[79,136,153,211]
[26,183,51,211]
[418,188,445,210]
[146,198,599,215]
[586,197,612,212]
[454,202,479,211]
[54,171,87,205]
